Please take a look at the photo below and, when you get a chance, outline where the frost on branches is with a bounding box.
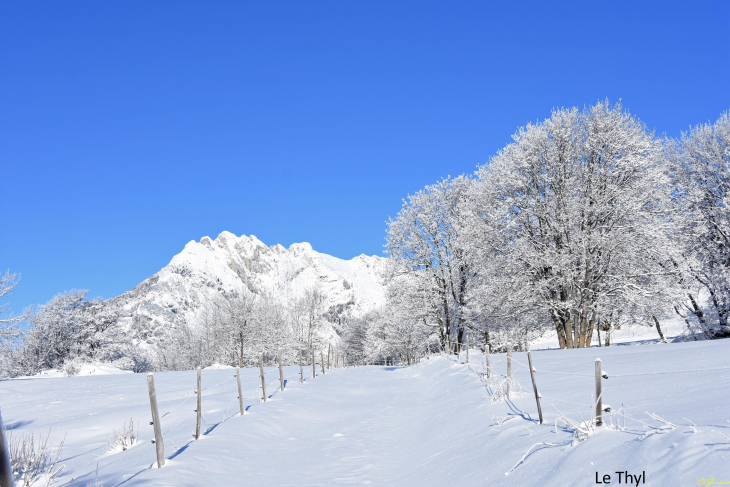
[383,102,730,351]
[666,112,730,338]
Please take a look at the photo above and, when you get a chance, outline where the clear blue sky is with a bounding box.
[1,1,728,315]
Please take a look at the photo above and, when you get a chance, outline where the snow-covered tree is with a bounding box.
[21,290,91,373]
[300,285,328,353]
[666,111,730,338]
[1,289,151,377]
[386,176,475,352]
[0,270,23,343]
[153,284,328,371]
[469,101,669,348]
[380,274,433,363]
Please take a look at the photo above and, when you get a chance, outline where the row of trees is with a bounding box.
[0,277,340,376]
[154,285,334,371]
[375,102,729,355]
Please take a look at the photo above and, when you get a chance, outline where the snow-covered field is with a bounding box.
[2,337,729,486]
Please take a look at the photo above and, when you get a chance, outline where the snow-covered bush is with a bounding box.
[63,360,81,377]
[107,418,137,452]
[8,429,65,486]
[489,377,522,405]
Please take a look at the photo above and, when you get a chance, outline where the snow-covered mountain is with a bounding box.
[107,232,387,344]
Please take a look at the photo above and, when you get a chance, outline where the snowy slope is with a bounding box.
[2,339,729,486]
[106,232,387,345]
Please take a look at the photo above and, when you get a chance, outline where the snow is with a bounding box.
[203,363,235,370]
[2,339,729,486]
[24,363,133,379]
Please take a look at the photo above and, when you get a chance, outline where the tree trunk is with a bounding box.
[552,313,567,349]
[652,315,667,343]
[437,315,446,351]
[238,332,244,368]
[573,312,581,348]
[585,310,596,347]
[708,288,730,337]
[672,305,697,340]
[564,313,574,349]
[579,308,590,348]
[688,293,714,339]
[440,279,452,350]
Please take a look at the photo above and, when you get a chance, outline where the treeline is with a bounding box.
[154,286,334,371]
[364,101,729,359]
[2,101,728,375]
[0,279,341,376]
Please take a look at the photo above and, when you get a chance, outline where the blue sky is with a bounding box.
[1,1,728,314]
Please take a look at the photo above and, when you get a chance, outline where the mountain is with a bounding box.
[107,232,388,345]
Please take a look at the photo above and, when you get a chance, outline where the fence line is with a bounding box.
[32,344,728,485]
[55,361,297,486]
[446,346,728,440]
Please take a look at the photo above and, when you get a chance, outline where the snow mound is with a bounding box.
[30,363,133,378]
[204,363,236,370]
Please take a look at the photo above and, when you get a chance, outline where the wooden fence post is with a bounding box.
[299,351,304,383]
[595,358,603,426]
[327,344,331,370]
[486,351,491,378]
[321,351,326,375]
[506,343,512,379]
[527,352,543,424]
[0,408,14,487]
[466,339,470,364]
[195,368,202,439]
[259,353,267,402]
[236,367,245,416]
[147,373,165,468]
[506,343,513,395]
[278,348,285,392]
[312,348,316,378]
